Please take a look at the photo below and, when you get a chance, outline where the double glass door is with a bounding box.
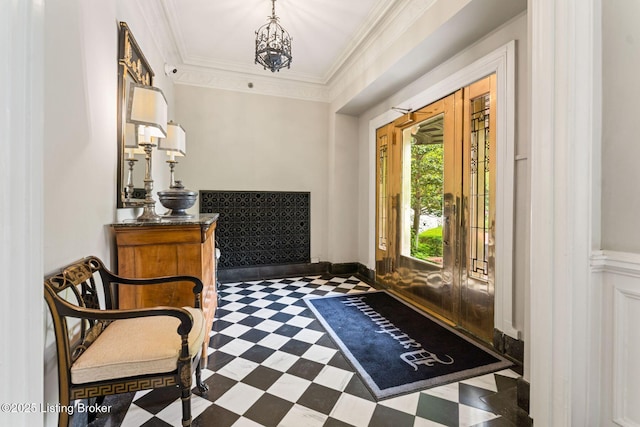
[375,75,496,343]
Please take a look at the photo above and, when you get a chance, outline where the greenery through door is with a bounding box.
[407,114,444,263]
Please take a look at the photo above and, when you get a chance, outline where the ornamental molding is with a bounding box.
[327,0,437,100]
[591,250,640,278]
[136,0,438,103]
[173,65,331,102]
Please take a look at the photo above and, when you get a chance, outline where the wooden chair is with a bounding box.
[44,256,209,427]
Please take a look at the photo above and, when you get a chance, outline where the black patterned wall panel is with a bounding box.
[200,191,311,269]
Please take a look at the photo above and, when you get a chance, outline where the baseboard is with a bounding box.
[218,261,374,284]
[357,263,376,282]
[517,377,530,413]
[328,262,360,275]
[493,328,524,365]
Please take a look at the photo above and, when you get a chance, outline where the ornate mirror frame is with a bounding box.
[116,22,154,208]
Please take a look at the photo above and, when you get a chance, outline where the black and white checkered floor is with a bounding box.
[84,275,527,427]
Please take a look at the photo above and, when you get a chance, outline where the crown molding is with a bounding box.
[319,0,399,83]
[134,0,181,65]
[173,65,331,102]
[328,0,442,102]
[180,55,328,85]
[329,0,436,87]
[154,0,403,87]
[138,0,468,105]
[137,0,435,102]
[158,0,186,64]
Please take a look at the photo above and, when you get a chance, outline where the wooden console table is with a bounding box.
[111,214,219,365]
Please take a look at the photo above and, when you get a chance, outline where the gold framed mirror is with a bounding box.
[116,22,154,208]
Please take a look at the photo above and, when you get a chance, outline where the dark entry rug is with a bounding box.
[305,290,512,400]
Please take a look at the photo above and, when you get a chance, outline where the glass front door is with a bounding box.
[375,75,496,343]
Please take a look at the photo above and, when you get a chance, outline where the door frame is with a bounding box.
[369,40,518,339]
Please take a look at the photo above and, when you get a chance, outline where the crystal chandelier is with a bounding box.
[255,0,292,72]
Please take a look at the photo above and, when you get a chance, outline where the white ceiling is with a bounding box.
[158,0,396,84]
[141,0,527,111]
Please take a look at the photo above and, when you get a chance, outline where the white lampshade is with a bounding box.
[158,122,186,157]
[127,83,168,138]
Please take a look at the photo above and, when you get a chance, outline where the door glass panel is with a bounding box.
[401,114,444,265]
[378,139,388,251]
[468,94,490,280]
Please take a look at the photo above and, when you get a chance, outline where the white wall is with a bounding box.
[44,0,117,272]
[43,0,175,274]
[174,85,331,262]
[42,1,175,425]
[44,0,119,424]
[596,1,640,424]
[327,114,361,263]
[0,0,44,426]
[602,0,640,253]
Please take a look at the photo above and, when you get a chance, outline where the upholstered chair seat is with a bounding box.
[71,307,206,384]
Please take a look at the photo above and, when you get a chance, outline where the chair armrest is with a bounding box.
[99,266,204,308]
[88,256,203,302]
[108,273,204,294]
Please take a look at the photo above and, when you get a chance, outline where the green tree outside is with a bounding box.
[409,134,444,262]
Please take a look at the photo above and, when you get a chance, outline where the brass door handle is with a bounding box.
[443,203,454,246]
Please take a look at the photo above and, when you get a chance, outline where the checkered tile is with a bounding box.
[83,275,525,427]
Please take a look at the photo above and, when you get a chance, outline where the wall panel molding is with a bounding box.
[592,250,640,426]
[613,284,640,426]
[592,250,640,278]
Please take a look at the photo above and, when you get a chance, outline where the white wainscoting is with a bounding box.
[593,250,640,426]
